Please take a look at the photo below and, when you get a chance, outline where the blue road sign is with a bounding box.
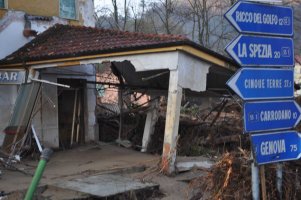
[251,131,301,165]
[226,35,294,67]
[227,68,294,100]
[225,1,293,36]
[244,100,301,133]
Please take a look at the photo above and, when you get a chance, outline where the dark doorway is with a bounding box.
[57,79,85,149]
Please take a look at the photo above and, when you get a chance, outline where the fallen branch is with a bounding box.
[214,135,241,145]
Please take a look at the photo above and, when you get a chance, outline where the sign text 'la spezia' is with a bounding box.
[226,35,294,67]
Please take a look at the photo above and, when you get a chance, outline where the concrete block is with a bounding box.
[176,156,214,172]
[41,127,59,148]
[54,174,159,198]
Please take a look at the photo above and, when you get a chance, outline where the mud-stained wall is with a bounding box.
[31,65,98,148]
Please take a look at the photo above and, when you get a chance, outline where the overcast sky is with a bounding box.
[95,0,143,11]
[94,0,112,9]
[94,0,161,14]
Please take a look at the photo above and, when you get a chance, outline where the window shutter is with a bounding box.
[60,0,76,19]
[0,0,5,8]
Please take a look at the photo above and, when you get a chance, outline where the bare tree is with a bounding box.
[112,0,119,29]
[122,0,128,30]
[150,0,183,34]
[95,0,301,56]
[96,0,130,30]
[180,0,236,53]
[131,0,147,32]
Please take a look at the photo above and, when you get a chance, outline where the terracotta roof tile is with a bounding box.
[0,24,232,65]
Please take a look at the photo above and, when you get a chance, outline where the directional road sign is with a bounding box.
[244,100,301,133]
[226,35,294,67]
[227,68,294,100]
[225,1,293,36]
[251,131,301,165]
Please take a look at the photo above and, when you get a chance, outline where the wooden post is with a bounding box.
[70,90,78,146]
[161,70,182,174]
[260,165,267,200]
[118,87,123,143]
[75,95,81,143]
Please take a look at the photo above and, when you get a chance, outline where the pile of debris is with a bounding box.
[146,98,246,156]
[188,150,301,200]
[97,96,301,199]
[189,150,251,199]
[96,97,246,157]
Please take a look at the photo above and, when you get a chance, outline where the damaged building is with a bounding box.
[0,23,237,174]
[0,0,96,145]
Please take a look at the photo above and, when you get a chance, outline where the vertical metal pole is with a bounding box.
[31,125,42,153]
[251,156,260,200]
[276,163,283,200]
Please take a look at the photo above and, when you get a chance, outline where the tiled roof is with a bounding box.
[0,24,233,65]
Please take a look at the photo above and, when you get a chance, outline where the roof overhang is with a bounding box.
[0,45,237,71]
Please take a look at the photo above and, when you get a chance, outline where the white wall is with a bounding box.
[79,0,96,27]
[32,64,98,148]
[0,85,18,146]
[177,52,210,92]
[0,20,31,59]
[0,11,68,59]
[0,0,95,60]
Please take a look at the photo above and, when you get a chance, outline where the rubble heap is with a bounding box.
[189,150,301,200]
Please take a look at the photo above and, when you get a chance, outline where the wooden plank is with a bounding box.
[260,165,267,200]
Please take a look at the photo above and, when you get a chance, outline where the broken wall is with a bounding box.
[31,64,98,148]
